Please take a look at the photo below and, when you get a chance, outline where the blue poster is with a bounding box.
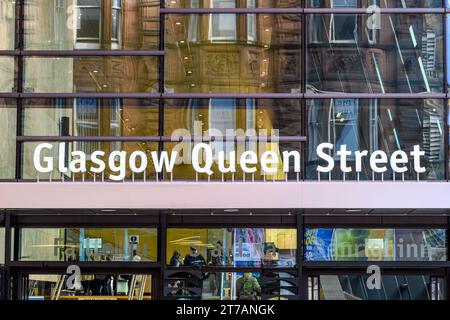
[304,228,334,261]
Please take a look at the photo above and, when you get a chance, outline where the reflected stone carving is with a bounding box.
[204,53,239,76]
[280,54,298,79]
[334,54,361,72]
[248,51,259,76]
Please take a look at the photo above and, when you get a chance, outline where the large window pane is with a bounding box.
[305,228,447,261]
[24,0,159,50]
[165,14,301,93]
[0,57,14,92]
[167,228,297,267]
[311,274,444,300]
[23,57,158,93]
[306,99,445,181]
[0,0,15,50]
[19,228,158,262]
[165,0,301,8]
[0,99,16,179]
[308,0,442,7]
[28,273,153,300]
[23,99,159,137]
[166,270,297,300]
[21,141,159,181]
[165,98,301,137]
[307,14,444,93]
[27,273,153,301]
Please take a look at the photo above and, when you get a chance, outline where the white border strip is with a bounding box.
[0,182,449,209]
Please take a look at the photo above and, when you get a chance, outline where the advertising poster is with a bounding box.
[304,228,334,261]
[233,228,264,266]
[305,228,395,261]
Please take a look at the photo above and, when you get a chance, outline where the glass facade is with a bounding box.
[307,14,443,93]
[19,228,158,262]
[27,273,153,300]
[24,0,160,50]
[1,218,447,301]
[167,228,297,267]
[307,99,445,180]
[305,228,447,261]
[0,0,450,303]
[23,57,159,93]
[0,1,448,182]
[310,274,444,300]
[165,13,301,94]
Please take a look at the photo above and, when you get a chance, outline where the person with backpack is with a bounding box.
[235,272,261,300]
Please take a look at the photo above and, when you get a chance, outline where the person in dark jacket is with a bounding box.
[169,250,182,267]
[184,246,206,266]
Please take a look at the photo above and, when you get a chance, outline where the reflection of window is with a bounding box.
[366,0,379,44]
[209,99,236,159]
[75,98,122,152]
[246,99,257,153]
[188,0,199,41]
[76,0,101,49]
[247,0,256,41]
[111,0,122,48]
[110,98,122,150]
[76,0,122,49]
[74,98,100,155]
[330,99,359,160]
[309,15,324,44]
[330,0,357,42]
[209,0,236,41]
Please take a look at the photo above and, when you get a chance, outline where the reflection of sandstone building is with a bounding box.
[0,2,17,178]
[165,13,301,93]
[306,9,445,180]
[164,4,301,180]
[22,0,160,179]
[24,0,160,92]
[307,13,443,93]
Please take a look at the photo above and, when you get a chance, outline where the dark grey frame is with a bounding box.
[1,0,450,301]
[1,209,450,300]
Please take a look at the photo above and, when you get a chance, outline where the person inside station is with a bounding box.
[235,273,261,300]
[169,250,183,267]
[184,246,206,267]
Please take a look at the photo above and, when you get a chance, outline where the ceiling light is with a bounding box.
[224,209,239,213]
[346,209,361,213]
